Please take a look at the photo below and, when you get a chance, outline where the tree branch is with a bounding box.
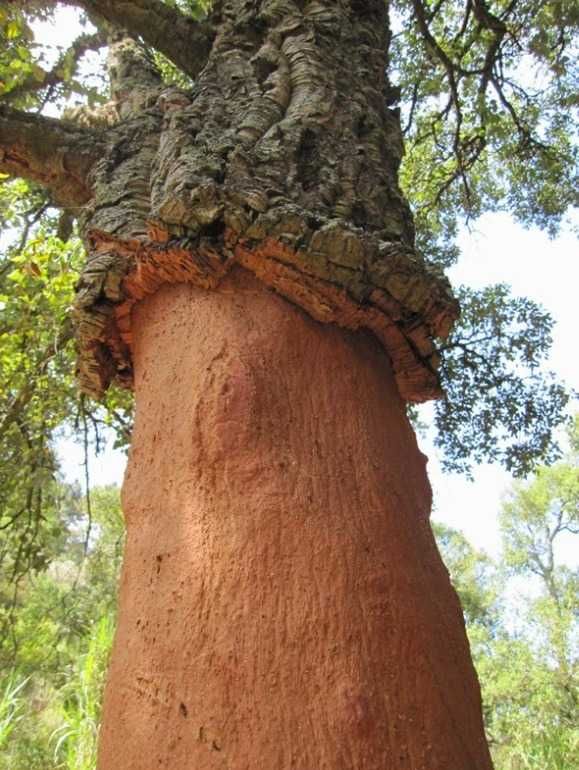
[0,105,103,206]
[2,30,107,105]
[411,0,481,78]
[67,0,216,79]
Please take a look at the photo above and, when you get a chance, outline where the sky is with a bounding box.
[31,7,578,562]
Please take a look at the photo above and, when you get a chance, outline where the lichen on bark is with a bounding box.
[71,0,459,402]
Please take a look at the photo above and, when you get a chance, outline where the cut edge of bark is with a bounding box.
[75,223,458,404]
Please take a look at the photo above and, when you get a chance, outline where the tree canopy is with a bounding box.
[0,1,577,581]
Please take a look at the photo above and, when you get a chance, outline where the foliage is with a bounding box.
[435,420,579,769]
[433,521,500,629]
[165,0,213,18]
[0,211,81,587]
[500,414,579,576]
[0,676,27,751]
[0,3,104,109]
[475,632,578,769]
[0,484,122,770]
[0,178,132,629]
[51,615,115,770]
[392,1,577,474]
[393,0,578,260]
[434,284,571,476]
[0,484,124,672]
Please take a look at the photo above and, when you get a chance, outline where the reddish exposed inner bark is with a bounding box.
[98,269,492,770]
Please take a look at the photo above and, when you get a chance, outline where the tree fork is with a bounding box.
[66,1,459,402]
[61,0,216,78]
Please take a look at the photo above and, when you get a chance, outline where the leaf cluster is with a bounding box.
[393,0,578,265]
[434,283,572,475]
[0,177,132,609]
[0,3,105,111]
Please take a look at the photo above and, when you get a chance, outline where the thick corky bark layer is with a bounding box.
[98,272,492,770]
[0,104,103,207]
[72,0,459,403]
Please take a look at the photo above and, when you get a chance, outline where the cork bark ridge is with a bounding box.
[71,1,459,404]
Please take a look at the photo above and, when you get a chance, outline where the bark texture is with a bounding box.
[0,104,103,206]
[70,0,216,78]
[71,0,459,403]
[99,271,492,770]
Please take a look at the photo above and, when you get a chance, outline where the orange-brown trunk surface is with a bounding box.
[98,269,492,769]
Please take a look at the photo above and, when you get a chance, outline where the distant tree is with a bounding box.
[0,484,122,770]
[433,521,500,631]
[490,418,578,767]
[437,418,579,769]
[501,415,579,602]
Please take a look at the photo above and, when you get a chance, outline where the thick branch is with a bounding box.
[70,0,215,79]
[0,105,103,206]
[106,34,163,118]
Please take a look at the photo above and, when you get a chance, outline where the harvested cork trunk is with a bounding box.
[98,271,492,770]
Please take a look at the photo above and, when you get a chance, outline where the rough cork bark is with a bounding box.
[98,271,492,770]
[70,0,458,403]
[0,104,102,206]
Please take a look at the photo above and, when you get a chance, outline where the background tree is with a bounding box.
[490,416,578,768]
[0,485,123,770]
[433,521,500,632]
[436,417,579,769]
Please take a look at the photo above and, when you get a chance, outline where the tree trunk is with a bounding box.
[0,2,491,765]
[98,268,492,769]
[73,1,458,404]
